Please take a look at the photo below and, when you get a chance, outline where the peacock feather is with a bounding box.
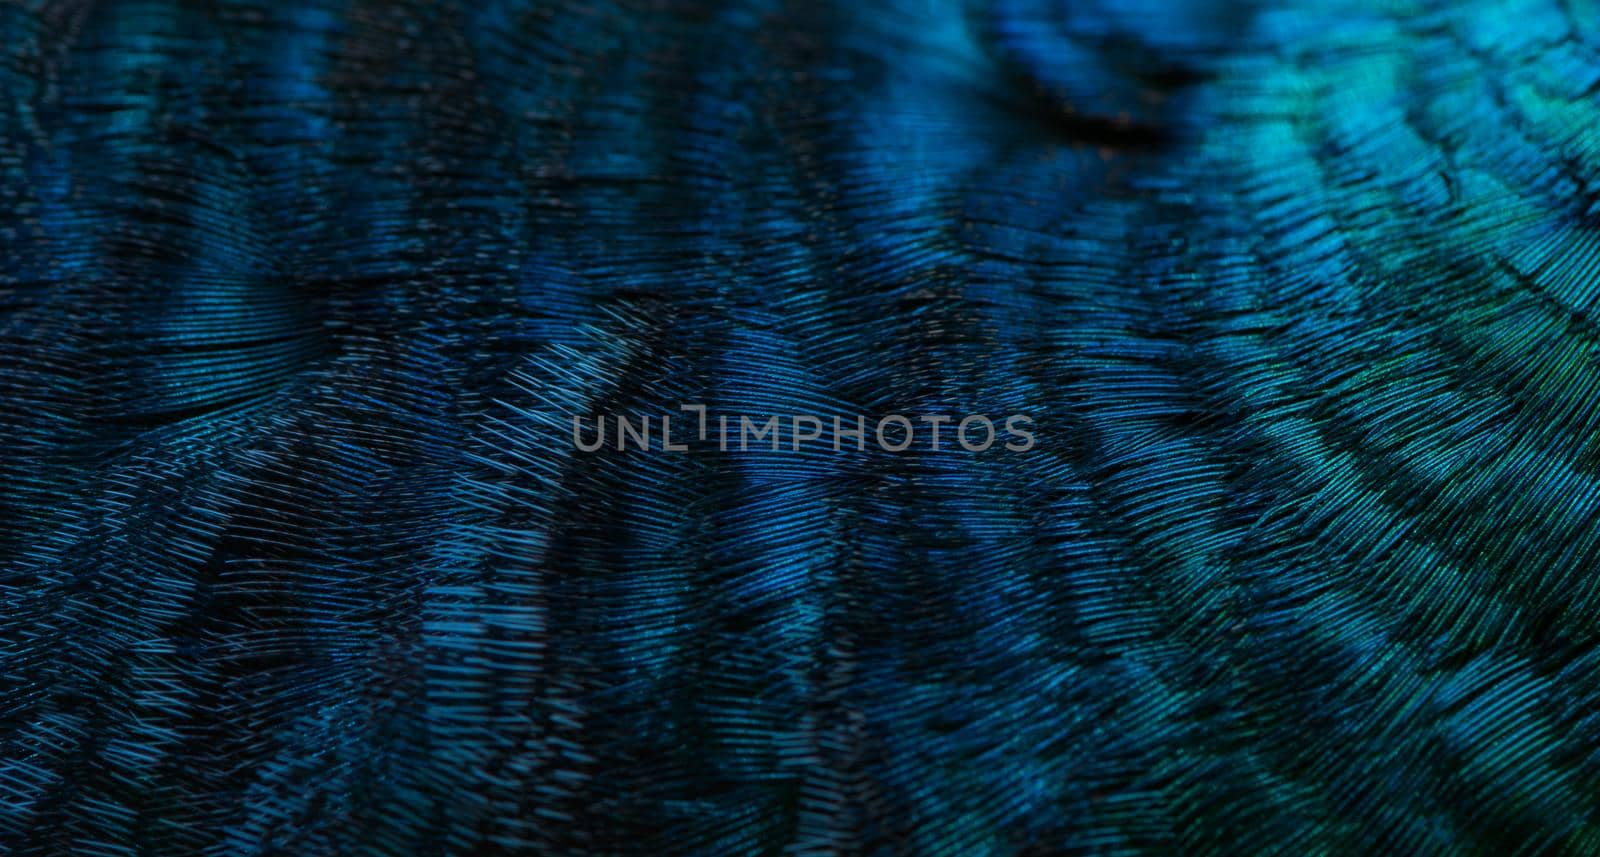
[2,0,1599,853]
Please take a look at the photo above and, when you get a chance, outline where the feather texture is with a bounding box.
[2,0,1599,854]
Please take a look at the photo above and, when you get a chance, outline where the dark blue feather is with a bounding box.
[3,0,1599,854]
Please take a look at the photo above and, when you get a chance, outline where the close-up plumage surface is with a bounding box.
[4,0,1600,853]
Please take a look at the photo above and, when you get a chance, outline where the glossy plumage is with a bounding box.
[3,0,1599,854]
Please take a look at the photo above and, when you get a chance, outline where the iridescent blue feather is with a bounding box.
[2,0,1599,854]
